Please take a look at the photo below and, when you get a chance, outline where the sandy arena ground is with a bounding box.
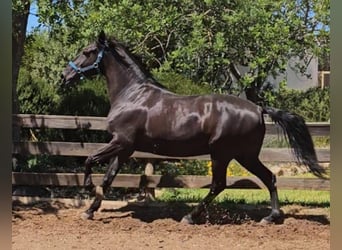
[12,199,330,250]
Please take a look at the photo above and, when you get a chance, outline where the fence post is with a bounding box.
[144,162,155,202]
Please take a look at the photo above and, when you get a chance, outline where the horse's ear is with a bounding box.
[98,30,107,44]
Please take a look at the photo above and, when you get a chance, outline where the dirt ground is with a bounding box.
[12,199,330,250]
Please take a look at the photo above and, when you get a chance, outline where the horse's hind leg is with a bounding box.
[236,156,283,224]
[181,158,230,224]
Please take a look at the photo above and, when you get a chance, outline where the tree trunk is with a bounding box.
[244,85,262,104]
[12,1,30,169]
[229,63,262,104]
[12,1,30,115]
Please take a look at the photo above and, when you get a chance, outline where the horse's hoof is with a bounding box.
[260,215,283,225]
[81,212,94,220]
[260,217,273,225]
[95,186,104,199]
[181,214,194,224]
[260,209,284,225]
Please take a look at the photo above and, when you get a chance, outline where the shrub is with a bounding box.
[17,68,59,114]
[207,160,251,177]
[56,79,110,116]
[158,160,209,175]
[264,85,330,122]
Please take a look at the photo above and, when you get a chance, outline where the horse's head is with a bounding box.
[61,31,108,86]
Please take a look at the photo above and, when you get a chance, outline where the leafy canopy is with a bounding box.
[18,0,329,114]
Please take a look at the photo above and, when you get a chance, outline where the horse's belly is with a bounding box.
[134,135,210,157]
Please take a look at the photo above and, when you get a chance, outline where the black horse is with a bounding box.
[61,31,324,224]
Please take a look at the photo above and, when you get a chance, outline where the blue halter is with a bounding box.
[68,48,105,80]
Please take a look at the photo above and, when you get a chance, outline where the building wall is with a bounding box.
[267,56,319,90]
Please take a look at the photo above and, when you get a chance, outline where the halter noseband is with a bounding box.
[68,48,105,80]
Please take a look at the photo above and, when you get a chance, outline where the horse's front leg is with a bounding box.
[81,156,121,220]
[83,136,125,192]
[81,134,134,220]
[84,156,95,192]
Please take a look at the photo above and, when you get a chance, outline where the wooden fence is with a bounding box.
[12,114,330,192]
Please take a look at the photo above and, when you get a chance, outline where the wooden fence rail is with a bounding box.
[12,114,330,135]
[12,114,330,191]
[12,172,330,190]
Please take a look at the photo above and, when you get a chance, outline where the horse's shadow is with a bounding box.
[12,199,68,220]
[99,202,186,223]
[98,202,330,225]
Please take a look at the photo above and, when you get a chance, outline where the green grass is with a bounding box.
[262,135,330,148]
[157,188,330,207]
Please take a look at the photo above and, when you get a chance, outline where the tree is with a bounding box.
[19,0,330,105]
[12,0,30,170]
[13,0,30,121]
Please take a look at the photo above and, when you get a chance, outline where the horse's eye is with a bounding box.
[83,47,97,57]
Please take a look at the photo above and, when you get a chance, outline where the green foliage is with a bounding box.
[17,155,84,173]
[22,31,83,89]
[264,85,330,122]
[264,135,330,148]
[25,0,329,95]
[313,136,330,148]
[12,0,30,12]
[152,70,212,95]
[227,161,251,177]
[57,79,110,116]
[207,160,251,177]
[18,30,109,116]
[17,67,59,114]
[153,160,209,176]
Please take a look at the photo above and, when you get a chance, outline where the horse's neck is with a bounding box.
[103,57,142,104]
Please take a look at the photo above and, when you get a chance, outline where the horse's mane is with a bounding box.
[108,37,166,89]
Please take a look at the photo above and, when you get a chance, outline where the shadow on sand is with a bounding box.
[98,201,330,226]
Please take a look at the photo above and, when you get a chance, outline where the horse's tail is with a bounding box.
[262,106,326,178]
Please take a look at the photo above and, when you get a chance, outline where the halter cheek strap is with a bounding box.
[68,48,105,80]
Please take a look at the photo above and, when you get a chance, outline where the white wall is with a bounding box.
[268,56,318,90]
